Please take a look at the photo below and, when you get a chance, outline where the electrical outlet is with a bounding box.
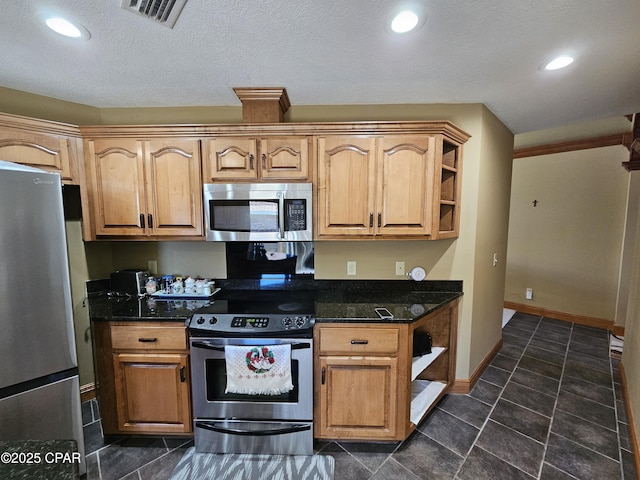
[347,261,357,276]
[148,260,158,275]
[526,288,533,300]
[395,261,405,276]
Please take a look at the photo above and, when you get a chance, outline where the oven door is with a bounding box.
[193,419,313,455]
[190,337,313,421]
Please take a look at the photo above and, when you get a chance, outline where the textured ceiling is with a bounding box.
[0,0,639,133]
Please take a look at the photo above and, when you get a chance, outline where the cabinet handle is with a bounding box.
[262,153,266,169]
[140,213,145,228]
[369,213,373,227]
[138,337,157,343]
[350,340,369,345]
[148,214,153,229]
[180,366,186,383]
[249,154,254,170]
[321,367,325,385]
[377,212,381,228]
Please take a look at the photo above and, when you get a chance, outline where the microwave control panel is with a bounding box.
[285,199,307,231]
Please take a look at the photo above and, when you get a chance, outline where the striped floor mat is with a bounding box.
[169,447,334,480]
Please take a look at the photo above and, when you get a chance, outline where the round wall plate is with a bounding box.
[409,266,426,281]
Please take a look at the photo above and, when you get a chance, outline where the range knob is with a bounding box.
[281,317,293,328]
[208,316,218,325]
[196,316,205,325]
[295,316,307,328]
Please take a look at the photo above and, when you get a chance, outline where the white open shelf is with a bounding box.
[410,379,447,425]
[411,347,446,381]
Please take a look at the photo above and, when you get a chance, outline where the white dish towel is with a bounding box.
[224,344,294,395]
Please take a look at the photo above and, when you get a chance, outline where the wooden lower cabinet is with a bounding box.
[314,299,458,442]
[317,356,398,439]
[93,321,192,435]
[113,352,191,434]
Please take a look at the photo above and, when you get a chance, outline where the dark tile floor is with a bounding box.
[82,313,638,479]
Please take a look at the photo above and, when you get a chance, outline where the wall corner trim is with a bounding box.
[450,337,503,394]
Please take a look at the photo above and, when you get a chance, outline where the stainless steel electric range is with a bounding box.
[187,290,315,455]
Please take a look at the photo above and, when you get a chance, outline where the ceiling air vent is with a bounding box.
[121,0,187,28]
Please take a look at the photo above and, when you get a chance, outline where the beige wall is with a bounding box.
[0,86,101,125]
[65,219,112,386]
[622,171,640,449]
[505,145,629,321]
[510,119,640,457]
[468,108,514,374]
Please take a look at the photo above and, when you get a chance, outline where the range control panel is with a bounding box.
[189,313,315,334]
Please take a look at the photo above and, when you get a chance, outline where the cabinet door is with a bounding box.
[317,356,398,439]
[0,130,73,183]
[259,137,310,180]
[317,137,377,236]
[87,139,146,236]
[144,139,203,236]
[203,138,258,181]
[113,352,191,434]
[377,136,434,236]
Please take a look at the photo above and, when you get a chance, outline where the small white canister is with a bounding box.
[172,280,184,295]
[184,276,195,294]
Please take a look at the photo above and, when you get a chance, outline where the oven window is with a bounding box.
[210,200,279,232]
[205,359,300,402]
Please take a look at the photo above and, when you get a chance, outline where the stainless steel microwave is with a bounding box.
[203,183,313,242]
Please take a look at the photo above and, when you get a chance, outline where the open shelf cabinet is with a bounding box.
[313,297,459,442]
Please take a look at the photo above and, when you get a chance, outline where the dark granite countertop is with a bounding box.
[314,290,461,323]
[87,294,213,323]
[87,279,462,325]
[0,440,79,479]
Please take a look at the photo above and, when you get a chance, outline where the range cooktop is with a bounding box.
[187,290,316,337]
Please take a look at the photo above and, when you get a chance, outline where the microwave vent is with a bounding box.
[121,0,187,28]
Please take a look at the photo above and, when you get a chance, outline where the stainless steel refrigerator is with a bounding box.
[0,160,85,474]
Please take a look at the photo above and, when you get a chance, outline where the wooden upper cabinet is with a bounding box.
[86,138,203,237]
[0,113,81,184]
[88,139,144,236]
[317,135,434,238]
[203,136,310,182]
[259,137,309,180]
[203,137,258,181]
[145,139,203,236]
[377,136,434,236]
[317,136,377,236]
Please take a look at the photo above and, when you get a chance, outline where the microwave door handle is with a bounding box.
[278,192,285,239]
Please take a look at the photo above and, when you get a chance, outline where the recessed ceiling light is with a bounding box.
[43,15,91,39]
[544,55,574,71]
[391,10,420,33]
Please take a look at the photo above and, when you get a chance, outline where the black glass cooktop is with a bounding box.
[193,290,316,316]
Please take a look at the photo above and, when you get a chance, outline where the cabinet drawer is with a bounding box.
[318,327,399,354]
[111,324,186,350]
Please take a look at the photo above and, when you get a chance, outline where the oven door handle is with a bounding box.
[191,340,310,351]
[195,421,311,437]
